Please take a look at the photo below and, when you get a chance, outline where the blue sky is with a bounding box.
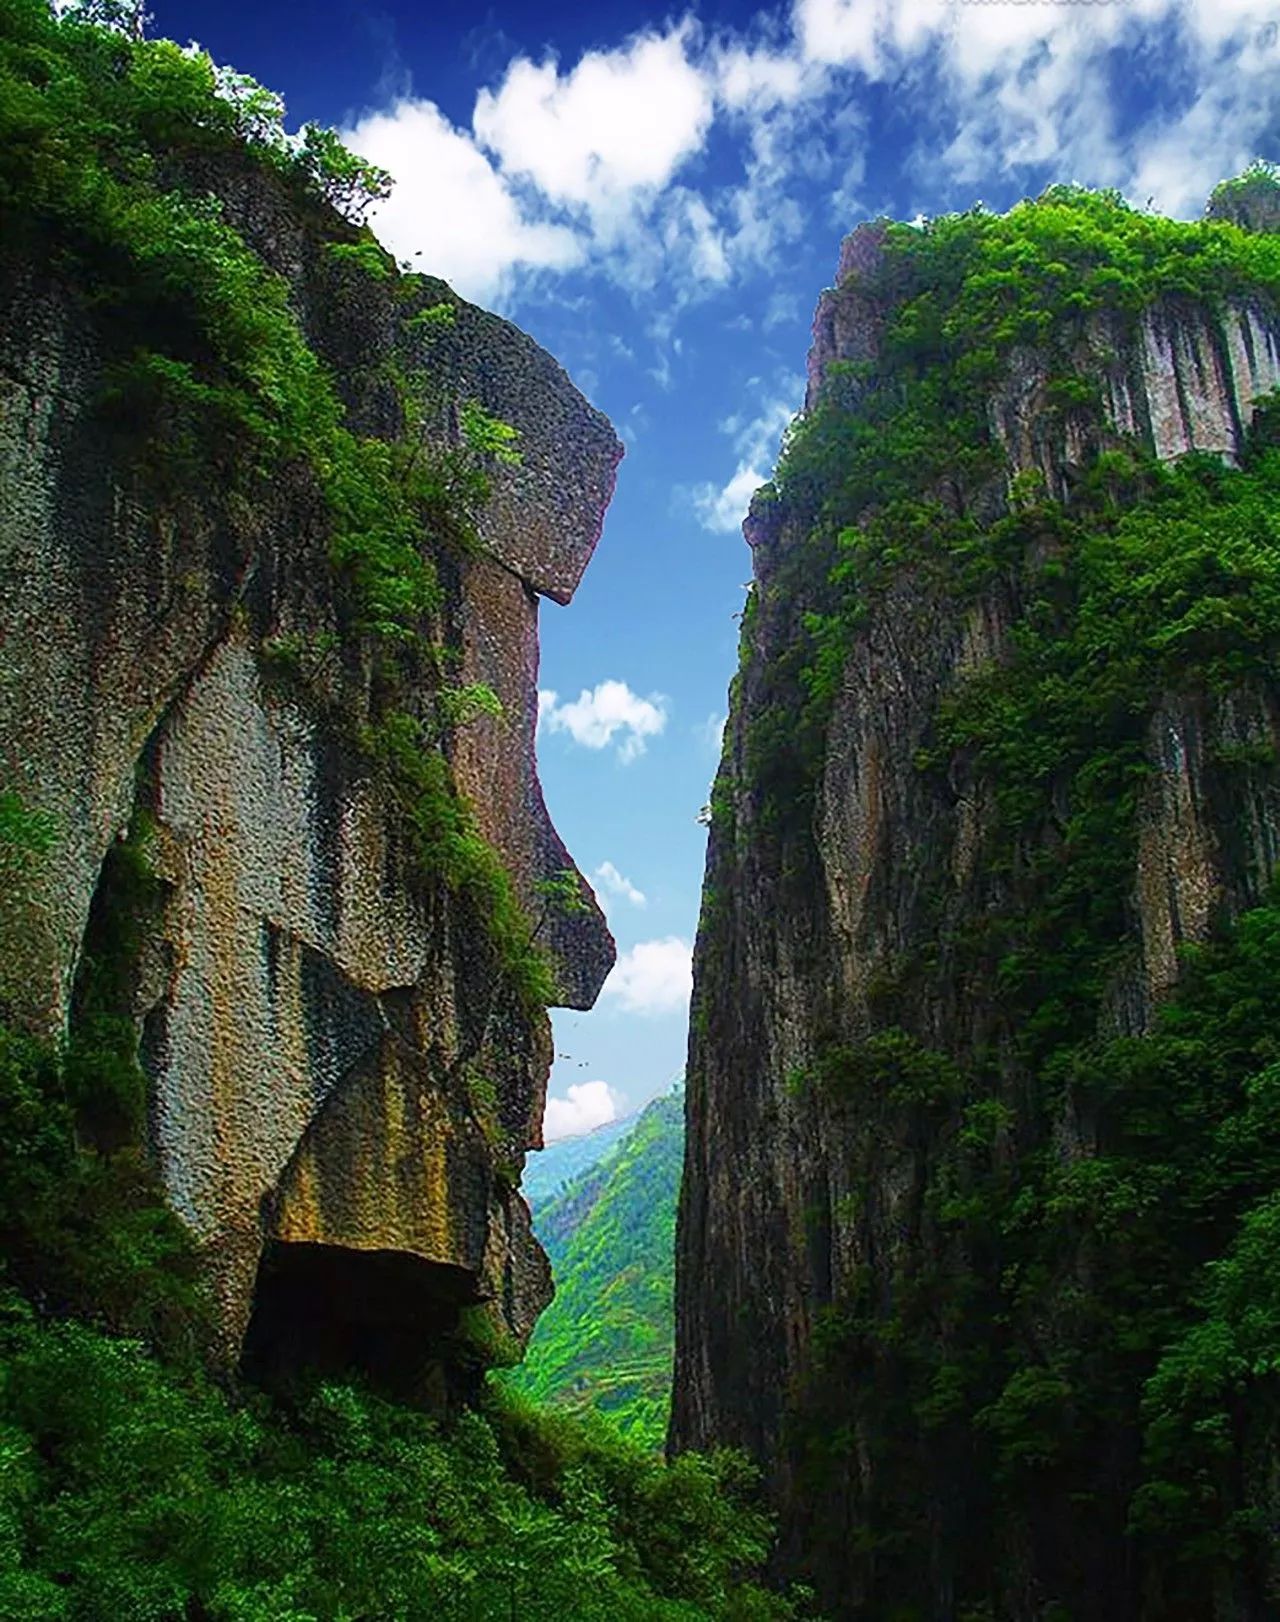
[153,0,1279,1138]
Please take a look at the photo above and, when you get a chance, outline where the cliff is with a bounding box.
[673,175,1280,1617]
[0,0,618,1392]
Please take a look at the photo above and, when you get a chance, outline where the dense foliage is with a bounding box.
[758,181,1280,777]
[511,1094,683,1451]
[725,180,1280,1615]
[0,1293,793,1621]
[0,926,784,1617]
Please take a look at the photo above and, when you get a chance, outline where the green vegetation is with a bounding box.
[728,181,1280,1611]
[793,890,1280,1607]
[0,793,56,860]
[511,1093,684,1452]
[364,713,558,1013]
[1208,159,1280,231]
[0,1020,794,1618]
[754,184,1280,800]
[0,0,557,1001]
[0,1020,205,1358]
[0,1293,797,1620]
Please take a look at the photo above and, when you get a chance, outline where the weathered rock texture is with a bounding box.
[674,207,1280,1617]
[0,161,619,1376]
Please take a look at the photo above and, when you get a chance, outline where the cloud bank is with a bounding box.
[543,1079,620,1141]
[539,681,668,763]
[602,937,694,1014]
[341,0,1280,307]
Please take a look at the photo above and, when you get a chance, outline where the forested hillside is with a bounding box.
[512,1092,683,1450]
[521,1113,636,1211]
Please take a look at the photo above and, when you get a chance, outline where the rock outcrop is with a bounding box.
[0,157,620,1381]
[674,188,1280,1617]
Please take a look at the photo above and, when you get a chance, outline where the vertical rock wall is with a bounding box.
[674,204,1280,1617]
[0,164,621,1371]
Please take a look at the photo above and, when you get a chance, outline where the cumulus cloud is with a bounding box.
[539,681,668,763]
[791,0,1280,223]
[474,25,714,235]
[723,390,800,467]
[341,0,1280,315]
[543,1079,620,1141]
[341,98,581,304]
[594,861,647,908]
[602,937,693,1014]
[693,463,766,534]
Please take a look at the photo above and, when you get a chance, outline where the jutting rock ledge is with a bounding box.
[0,149,621,1391]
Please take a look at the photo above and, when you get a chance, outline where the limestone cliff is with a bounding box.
[673,180,1280,1618]
[0,141,619,1383]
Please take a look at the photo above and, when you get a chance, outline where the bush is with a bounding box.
[0,1309,800,1620]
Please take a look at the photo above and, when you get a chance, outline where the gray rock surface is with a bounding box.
[0,163,620,1370]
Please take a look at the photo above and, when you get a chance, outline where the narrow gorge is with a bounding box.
[673,171,1280,1619]
[7,4,1280,1618]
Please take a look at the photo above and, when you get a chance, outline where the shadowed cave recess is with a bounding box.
[241,1242,485,1405]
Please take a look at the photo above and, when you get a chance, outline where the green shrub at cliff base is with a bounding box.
[0,1024,205,1359]
[744,183,1280,1611]
[0,1296,802,1620]
[0,990,789,1614]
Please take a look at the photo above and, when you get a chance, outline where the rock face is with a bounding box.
[673,195,1280,1617]
[0,160,619,1379]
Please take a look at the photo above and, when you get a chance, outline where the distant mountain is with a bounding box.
[520,1112,636,1213]
[509,1090,683,1451]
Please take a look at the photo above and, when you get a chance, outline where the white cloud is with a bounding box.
[714,39,811,111]
[473,26,714,234]
[723,391,799,467]
[794,0,882,72]
[1120,29,1280,217]
[538,681,668,763]
[693,383,801,534]
[693,462,766,534]
[594,861,647,908]
[342,97,581,304]
[763,290,800,330]
[341,0,1279,317]
[602,937,693,1014]
[544,1079,620,1141]
[697,712,727,755]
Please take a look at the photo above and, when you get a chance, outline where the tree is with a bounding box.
[59,0,150,40]
[298,124,392,225]
[211,65,287,149]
